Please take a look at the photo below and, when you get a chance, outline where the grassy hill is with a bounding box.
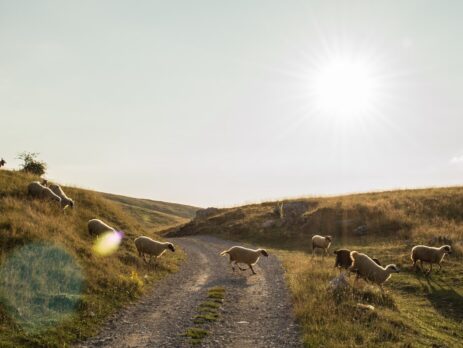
[0,169,195,347]
[168,187,463,347]
[102,192,198,232]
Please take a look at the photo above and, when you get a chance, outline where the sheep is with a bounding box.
[220,246,268,275]
[134,236,175,267]
[349,251,400,294]
[27,181,62,206]
[312,235,332,258]
[0,158,6,168]
[411,245,452,275]
[88,219,116,237]
[334,249,381,274]
[49,184,74,209]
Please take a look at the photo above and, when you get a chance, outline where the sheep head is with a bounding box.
[325,236,332,242]
[260,249,269,257]
[440,245,452,254]
[385,264,400,273]
[168,243,175,252]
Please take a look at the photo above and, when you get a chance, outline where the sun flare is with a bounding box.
[311,57,380,119]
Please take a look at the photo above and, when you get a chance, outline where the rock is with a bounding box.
[329,273,350,291]
[353,225,368,236]
[281,201,310,219]
[261,219,275,228]
[195,207,220,219]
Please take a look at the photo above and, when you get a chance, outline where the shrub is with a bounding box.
[17,152,47,176]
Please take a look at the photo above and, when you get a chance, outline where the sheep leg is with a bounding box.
[237,263,248,271]
[427,263,433,275]
[154,257,159,269]
[230,260,236,272]
[141,253,149,264]
[419,260,425,273]
[249,264,257,275]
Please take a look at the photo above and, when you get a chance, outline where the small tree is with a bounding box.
[17,152,47,176]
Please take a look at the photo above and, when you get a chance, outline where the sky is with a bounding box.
[2,1,463,207]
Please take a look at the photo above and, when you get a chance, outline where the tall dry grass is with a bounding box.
[171,186,463,347]
[0,170,184,347]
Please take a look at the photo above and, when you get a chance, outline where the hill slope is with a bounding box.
[0,170,191,347]
[102,192,198,232]
[168,188,463,347]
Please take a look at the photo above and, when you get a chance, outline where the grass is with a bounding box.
[170,187,463,347]
[0,169,192,347]
[184,327,209,345]
[184,287,225,345]
[103,192,198,233]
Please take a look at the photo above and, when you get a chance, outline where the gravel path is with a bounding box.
[77,235,302,348]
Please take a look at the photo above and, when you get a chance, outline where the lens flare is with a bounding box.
[93,231,123,256]
[0,243,83,333]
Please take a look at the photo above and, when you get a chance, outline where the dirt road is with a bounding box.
[78,235,302,348]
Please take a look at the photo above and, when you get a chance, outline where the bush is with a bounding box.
[17,152,47,176]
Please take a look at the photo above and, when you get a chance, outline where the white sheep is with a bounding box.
[411,245,452,274]
[49,184,74,209]
[27,181,62,206]
[220,246,268,275]
[349,251,400,294]
[134,236,175,266]
[87,219,116,237]
[312,235,332,258]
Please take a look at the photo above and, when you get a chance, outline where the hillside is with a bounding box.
[168,187,463,347]
[0,170,191,347]
[102,192,198,232]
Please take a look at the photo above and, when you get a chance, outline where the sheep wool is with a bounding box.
[312,235,332,257]
[334,249,353,269]
[350,251,399,293]
[28,181,62,205]
[134,236,175,265]
[334,249,381,275]
[88,219,115,236]
[220,246,268,274]
[49,184,74,209]
[411,245,452,274]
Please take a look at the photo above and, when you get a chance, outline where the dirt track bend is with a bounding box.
[78,235,302,348]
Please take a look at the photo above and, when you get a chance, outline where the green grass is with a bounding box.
[184,287,226,344]
[170,187,463,347]
[184,327,209,344]
[0,169,190,347]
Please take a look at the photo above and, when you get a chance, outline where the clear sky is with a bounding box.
[2,1,463,207]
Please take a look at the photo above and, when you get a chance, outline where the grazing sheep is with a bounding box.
[411,245,452,274]
[49,184,74,209]
[220,246,268,275]
[0,158,6,168]
[350,251,399,294]
[134,236,175,266]
[87,219,115,237]
[334,249,381,273]
[27,181,61,205]
[312,235,332,258]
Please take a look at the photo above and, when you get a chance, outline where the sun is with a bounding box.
[310,57,380,119]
